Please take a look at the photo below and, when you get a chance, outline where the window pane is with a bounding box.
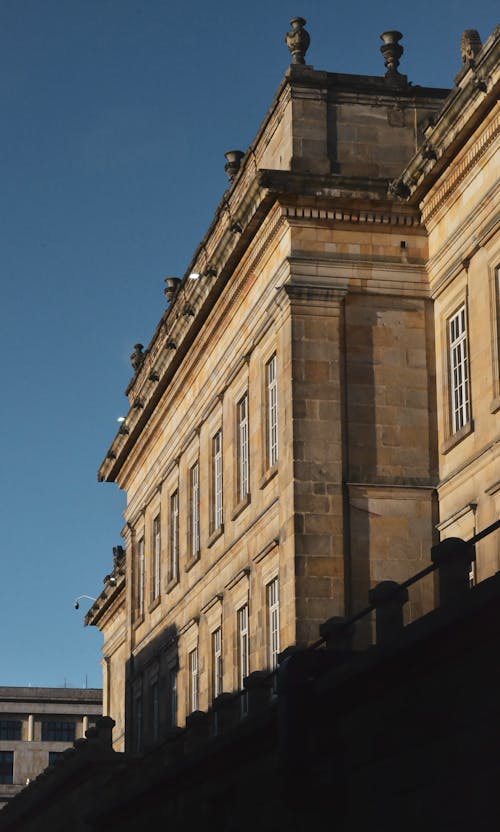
[0,720,21,741]
[41,721,76,742]
[0,751,13,784]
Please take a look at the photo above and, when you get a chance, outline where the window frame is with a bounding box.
[189,647,199,713]
[152,513,161,603]
[212,626,223,701]
[267,577,280,671]
[41,721,76,743]
[168,489,179,585]
[211,430,223,533]
[0,751,14,785]
[237,604,250,690]
[0,720,21,741]
[266,354,278,469]
[448,303,471,435]
[237,394,250,503]
[189,462,200,561]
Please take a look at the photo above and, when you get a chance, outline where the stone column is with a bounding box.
[82,715,89,737]
[284,284,348,644]
[28,714,34,741]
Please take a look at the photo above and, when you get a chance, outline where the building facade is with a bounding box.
[0,687,102,809]
[86,21,499,755]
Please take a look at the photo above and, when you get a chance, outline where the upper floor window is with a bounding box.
[237,605,250,689]
[267,577,280,671]
[152,514,161,602]
[137,536,145,617]
[168,490,179,584]
[41,721,76,742]
[189,647,199,713]
[0,720,21,741]
[190,462,200,559]
[169,667,178,728]
[449,305,470,433]
[237,395,250,502]
[0,751,13,784]
[212,431,223,531]
[212,627,223,701]
[266,355,278,467]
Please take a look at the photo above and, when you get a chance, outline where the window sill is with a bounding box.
[207,524,224,549]
[133,614,145,630]
[185,554,200,573]
[231,494,251,521]
[490,396,500,414]
[259,464,278,490]
[441,420,474,454]
[166,575,179,594]
[148,596,161,614]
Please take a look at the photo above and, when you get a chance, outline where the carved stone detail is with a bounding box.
[380,30,404,77]
[224,150,245,181]
[285,17,310,65]
[130,343,144,371]
[461,29,482,64]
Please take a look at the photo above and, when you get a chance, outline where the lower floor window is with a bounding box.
[0,751,13,784]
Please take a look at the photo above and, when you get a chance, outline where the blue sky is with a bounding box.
[0,0,498,689]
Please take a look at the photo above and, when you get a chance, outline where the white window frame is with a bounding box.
[212,627,223,700]
[449,304,470,433]
[238,394,249,501]
[267,578,280,671]
[266,354,278,467]
[169,490,179,583]
[189,647,199,713]
[152,514,161,601]
[138,537,145,618]
[213,431,223,530]
[238,605,249,689]
[190,462,200,558]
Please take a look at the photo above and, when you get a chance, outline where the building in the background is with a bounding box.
[0,687,102,809]
[83,20,499,756]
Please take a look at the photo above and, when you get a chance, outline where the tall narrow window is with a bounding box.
[212,430,223,530]
[169,668,178,728]
[152,515,161,601]
[212,627,223,700]
[266,354,278,467]
[237,605,249,689]
[138,537,145,617]
[135,693,143,753]
[189,648,199,713]
[449,305,470,433]
[267,577,280,670]
[0,751,13,785]
[190,462,200,558]
[0,721,21,741]
[237,395,249,501]
[168,490,179,583]
[151,680,159,741]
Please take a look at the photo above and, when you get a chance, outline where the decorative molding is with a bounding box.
[282,204,420,226]
[225,567,251,592]
[422,110,500,224]
[200,593,224,616]
[436,502,477,533]
[252,538,279,564]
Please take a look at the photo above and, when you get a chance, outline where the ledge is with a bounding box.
[259,465,278,490]
[441,420,474,454]
[207,525,224,549]
[185,554,200,573]
[489,395,500,414]
[166,575,179,594]
[148,596,161,614]
[231,494,251,521]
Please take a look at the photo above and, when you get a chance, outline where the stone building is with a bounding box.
[85,19,499,756]
[0,687,102,809]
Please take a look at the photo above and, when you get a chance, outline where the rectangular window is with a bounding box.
[189,648,199,713]
[168,490,179,583]
[266,354,278,467]
[0,720,21,741]
[237,605,249,689]
[169,668,178,728]
[48,751,64,766]
[190,463,200,558]
[41,721,76,742]
[0,751,13,785]
[212,627,223,700]
[152,515,161,601]
[237,395,249,502]
[151,680,159,741]
[135,694,143,753]
[137,536,145,618]
[267,578,280,671]
[212,431,223,530]
[449,305,470,433]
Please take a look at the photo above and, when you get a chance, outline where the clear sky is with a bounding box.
[0,0,498,689]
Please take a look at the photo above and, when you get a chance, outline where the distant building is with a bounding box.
[0,687,102,809]
[86,19,499,754]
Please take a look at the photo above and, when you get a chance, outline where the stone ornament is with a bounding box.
[130,343,144,371]
[461,30,482,64]
[380,30,404,76]
[224,150,244,181]
[285,17,310,65]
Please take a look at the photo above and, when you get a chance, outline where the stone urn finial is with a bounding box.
[461,29,482,64]
[130,343,144,371]
[164,276,181,303]
[285,17,310,65]
[380,30,404,76]
[224,150,245,181]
